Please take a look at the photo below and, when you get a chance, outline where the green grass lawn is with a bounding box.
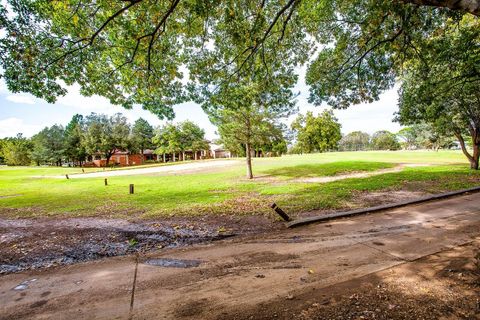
[0,150,478,219]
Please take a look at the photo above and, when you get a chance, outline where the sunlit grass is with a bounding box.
[0,150,478,218]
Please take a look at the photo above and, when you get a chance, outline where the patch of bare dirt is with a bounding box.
[352,190,431,207]
[1,195,479,320]
[293,189,433,219]
[0,214,284,274]
[0,183,475,276]
[215,241,480,320]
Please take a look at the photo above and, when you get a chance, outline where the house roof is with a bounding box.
[209,143,228,152]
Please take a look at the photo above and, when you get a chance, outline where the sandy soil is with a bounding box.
[0,193,479,319]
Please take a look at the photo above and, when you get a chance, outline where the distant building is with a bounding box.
[84,143,235,167]
[85,149,155,167]
[209,142,233,159]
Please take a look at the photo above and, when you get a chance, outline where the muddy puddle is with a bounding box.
[0,217,235,275]
[144,258,203,268]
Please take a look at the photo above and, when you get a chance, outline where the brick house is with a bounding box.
[85,149,155,167]
[85,143,235,167]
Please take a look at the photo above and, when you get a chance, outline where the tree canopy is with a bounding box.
[64,114,87,165]
[131,118,154,155]
[152,123,179,159]
[1,0,479,169]
[1,0,478,119]
[205,77,295,179]
[291,110,342,154]
[396,16,480,168]
[397,124,454,150]
[178,121,209,159]
[31,124,65,166]
[371,130,401,151]
[0,134,32,166]
[83,113,131,166]
[339,131,371,151]
[152,121,208,161]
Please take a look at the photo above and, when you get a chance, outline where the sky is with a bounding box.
[0,71,401,140]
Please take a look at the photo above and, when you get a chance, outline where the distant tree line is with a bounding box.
[338,124,458,152]
[0,110,463,168]
[0,134,32,166]
[339,131,401,152]
[285,111,459,154]
[288,111,402,154]
[396,124,456,151]
[0,113,209,167]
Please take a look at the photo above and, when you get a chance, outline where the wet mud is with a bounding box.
[144,258,203,268]
[0,217,240,274]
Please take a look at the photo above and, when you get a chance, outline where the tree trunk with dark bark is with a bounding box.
[245,142,253,179]
[471,143,479,170]
[454,131,479,170]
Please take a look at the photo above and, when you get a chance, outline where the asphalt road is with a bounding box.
[1,193,479,319]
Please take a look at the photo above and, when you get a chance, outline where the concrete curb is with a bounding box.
[287,185,480,228]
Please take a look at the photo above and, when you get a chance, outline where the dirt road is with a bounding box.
[54,159,240,178]
[0,193,479,319]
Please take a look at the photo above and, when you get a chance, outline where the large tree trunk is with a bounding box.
[182,151,186,161]
[105,155,111,167]
[245,142,253,179]
[401,0,480,16]
[173,153,176,162]
[163,153,166,163]
[471,144,479,170]
[454,131,479,170]
[194,151,198,160]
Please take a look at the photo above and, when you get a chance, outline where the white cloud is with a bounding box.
[55,84,219,139]
[0,118,43,138]
[6,94,35,105]
[291,84,402,135]
[56,84,118,113]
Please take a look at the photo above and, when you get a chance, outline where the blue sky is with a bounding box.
[0,74,401,139]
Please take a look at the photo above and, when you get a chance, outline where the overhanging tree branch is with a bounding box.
[399,0,480,16]
[46,0,144,67]
[146,0,181,77]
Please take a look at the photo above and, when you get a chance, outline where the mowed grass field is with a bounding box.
[1,150,479,219]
